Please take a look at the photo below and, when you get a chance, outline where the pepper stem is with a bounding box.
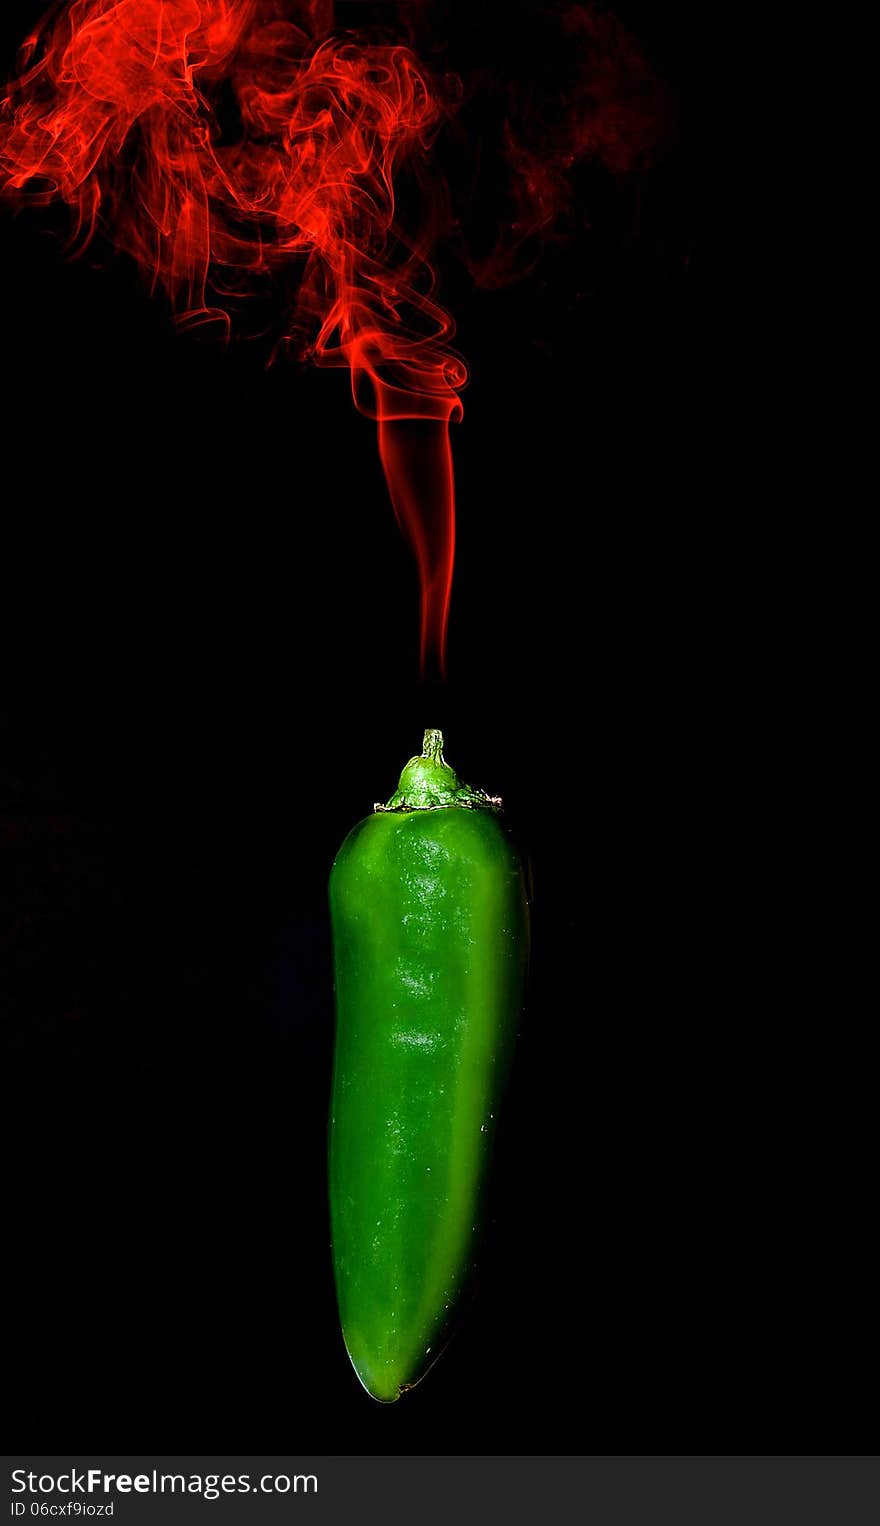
[422,729,445,764]
[376,730,502,813]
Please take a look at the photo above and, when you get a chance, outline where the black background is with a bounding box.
[2,0,846,1458]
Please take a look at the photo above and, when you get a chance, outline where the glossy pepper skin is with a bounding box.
[328,731,529,1402]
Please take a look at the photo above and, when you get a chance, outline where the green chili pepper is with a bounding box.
[328,729,529,1402]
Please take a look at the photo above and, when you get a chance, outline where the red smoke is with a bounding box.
[0,0,463,671]
[457,3,675,290]
[0,0,671,674]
